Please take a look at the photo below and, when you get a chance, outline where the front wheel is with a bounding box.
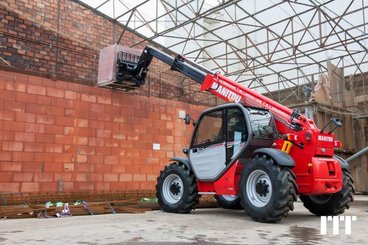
[214,195,242,209]
[300,170,355,216]
[156,162,199,213]
[240,154,297,223]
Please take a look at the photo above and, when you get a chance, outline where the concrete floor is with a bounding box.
[0,202,367,245]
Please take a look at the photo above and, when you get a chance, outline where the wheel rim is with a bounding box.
[221,195,238,202]
[309,195,332,204]
[246,170,272,207]
[162,174,184,204]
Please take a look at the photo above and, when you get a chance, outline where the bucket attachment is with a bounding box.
[97,44,144,91]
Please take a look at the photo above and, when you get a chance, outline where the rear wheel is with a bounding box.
[214,195,242,209]
[156,162,199,213]
[300,170,355,216]
[240,154,297,223]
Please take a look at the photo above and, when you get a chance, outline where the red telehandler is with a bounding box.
[116,46,354,222]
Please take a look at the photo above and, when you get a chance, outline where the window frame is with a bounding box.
[191,109,225,148]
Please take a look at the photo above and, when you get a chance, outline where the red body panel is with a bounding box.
[197,161,244,195]
[199,73,343,195]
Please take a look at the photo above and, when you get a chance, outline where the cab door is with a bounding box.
[188,109,226,180]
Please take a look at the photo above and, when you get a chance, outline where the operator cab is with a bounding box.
[188,103,275,181]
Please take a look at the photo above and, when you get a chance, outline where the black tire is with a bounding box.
[214,195,242,209]
[300,170,355,216]
[156,162,199,213]
[239,154,297,223]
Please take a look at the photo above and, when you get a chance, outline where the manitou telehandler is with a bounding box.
[116,46,354,223]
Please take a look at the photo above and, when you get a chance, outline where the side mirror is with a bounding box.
[184,114,191,125]
[183,148,188,155]
[184,114,196,126]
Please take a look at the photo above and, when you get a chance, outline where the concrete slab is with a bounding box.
[0,202,367,245]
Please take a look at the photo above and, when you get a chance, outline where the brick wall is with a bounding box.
[0,0,216,106]
[0,70,206,193]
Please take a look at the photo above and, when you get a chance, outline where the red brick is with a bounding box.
[65,90,78,100]
[125,182,140,190]
[44,163,62,172]
[97,129,111,138]
[89,173,103,182]
[103,173,118,182]
[54,173,72,182]
[0,152,12,161]
[45,125,64,134]
[55,135,73,144]
[110,182,126,191]
[0,172,13,182]
[76,162,92,172]
[133,174,146,181]
[23,162,44,172]
[26,104,46,114]
[96,182,110,191]
[27,84,46,95]
[140,181,155,190]
[76,173,88,182]
[63,182,74,192]
[13,172,34,182]
[2,141,23,151]
[0,183,20,192]
[54,153,73,163]
[77,119,89,128]
[37,95,52,105]
[76,182,94,191]
[2,121,25,131]
[46,87,64,98]
[97,95,111,105]
[95,164,111,173]
[104,155,118,164]
[0,131,14,140]
[77,155,87,163]
[3,100,26,112]
[63,163,74,171]
[0,110,15,120]
[21,182,39,192]
[13,152,35,162]
[36,115,55,124]
[64,108,75,116]
[34,173,53,182]
[15,132,35,142]
[111,164,125,173]
[35,133,55,143]
[0,90,16,101]
[147,174,158,181]
[40,182,58,192]
[0,162,22,172]
[25,123,44,133]
[81,93,96,103]
[24,142,43,152]
[119,173,133,182]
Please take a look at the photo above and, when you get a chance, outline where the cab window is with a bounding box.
[192,110,224,147]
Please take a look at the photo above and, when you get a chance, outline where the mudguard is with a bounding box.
[170,157,192,171]
[252,148,295,167]
[334,155,349,170]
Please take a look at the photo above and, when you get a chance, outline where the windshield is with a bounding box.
[247,108,274,140]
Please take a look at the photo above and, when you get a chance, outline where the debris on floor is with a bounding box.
[0,196,218,219]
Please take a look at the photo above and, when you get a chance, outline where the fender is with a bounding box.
[170,157,192,171]
[334,155,349,170]
[252,148,295,167]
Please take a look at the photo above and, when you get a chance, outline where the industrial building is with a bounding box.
[0,0,367,244]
